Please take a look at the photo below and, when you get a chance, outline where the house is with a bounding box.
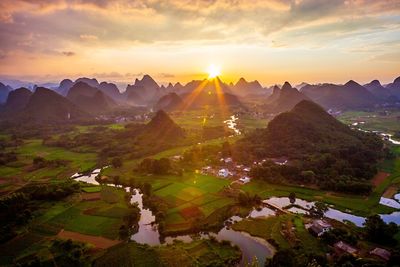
[309,220,332,237]
[220,157,233,164]
[370,247,391,261]
[218,169,229,178]
[201,166,212,174]
[239,176,251,184]
[243,167,251,172]
[171,155,183,161]
[334,241,358,256]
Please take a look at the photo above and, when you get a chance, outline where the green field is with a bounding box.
[0,139,97,190]
[94,239,241,267]
[338,110,400,135]
[150,173,234,233]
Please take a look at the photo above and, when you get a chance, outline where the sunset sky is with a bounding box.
[0,0,399,87]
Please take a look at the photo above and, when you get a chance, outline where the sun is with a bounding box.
[207,64,221,79]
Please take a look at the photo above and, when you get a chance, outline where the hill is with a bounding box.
[364,80,396,101]
[4,88,32,111]
[22,87,89,121]
[231,77,265,96]
[0,82,12,103]
[154,93,183,111]
[237,100,383,193]
[124,74,160,103]
[264,82,309,113]
[67,82,116,114]
[143,110,185,142]
[301,80,379,109]
[386,76,400,98]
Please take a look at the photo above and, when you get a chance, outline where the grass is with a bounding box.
[94,239,241,267]
[338,110,400,134]
[0,139,97,192]
[32,187,130,239]
[82,186,102,193]
[232,216,290,249]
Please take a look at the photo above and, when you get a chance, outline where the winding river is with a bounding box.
[72,168,400,266]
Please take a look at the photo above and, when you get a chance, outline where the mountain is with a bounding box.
[364,80,395,101]
[67,82,116,114]
[301,80,379,109]
[237,100,382,192]
[386,76,400,98]
[231,77,264,96]
[154,93,184,111]
[0,82,12,103]
[55,78,122,102]
[144,110,185,142]
[56,79,74,96]
[4,88,32,112]
[264,82,309,113]
[22,87,88,121]
[125,74,160,103]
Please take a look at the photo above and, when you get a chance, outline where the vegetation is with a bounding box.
[237,101,383,194]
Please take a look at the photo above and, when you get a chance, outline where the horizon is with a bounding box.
[1,0,399,86]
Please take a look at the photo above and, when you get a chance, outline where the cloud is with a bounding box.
[62,51,75,56]
[80,34,98,41]
[159,73,175,78]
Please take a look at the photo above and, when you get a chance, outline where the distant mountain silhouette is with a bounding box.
[301,80,378,109]
[23,87,88,121]
[4,88,32,112]
[56,79,74,96]
[67,82,116,114]
[154,93,183,111]
[386,76,400,99]
[125,74,160,103]
[264,82,309,113]
[0,82,12,103]
[364,80,396,101]
[231,77,264,96]
[55,78,122,102]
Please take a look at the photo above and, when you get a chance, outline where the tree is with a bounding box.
[364,214,399,245]
[289,192,296,204]
[265,249,295,267]
[112,157,123,168]
[143,182,152,196]
[310,202,328,218]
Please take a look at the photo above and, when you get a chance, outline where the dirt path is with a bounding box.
[57,230,120,249]
[371,171,390,187]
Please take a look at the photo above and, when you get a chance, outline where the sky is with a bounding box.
[0,0,399,88]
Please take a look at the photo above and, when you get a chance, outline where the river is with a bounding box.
[72,168,400,266]
[224,115,241,135]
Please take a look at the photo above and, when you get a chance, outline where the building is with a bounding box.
[309,220,332,237]
[220,157,233,164]
[370,247,391,261]
[218,169,229,178]
[239,176,251,184]
[201,166,212,174]
[334,241,358,256]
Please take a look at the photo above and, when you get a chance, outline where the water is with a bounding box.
[129,189,161,245]
[72,169,400,266]
[224,115,241,135]
[264,197,400,227]
[71,169,274,265]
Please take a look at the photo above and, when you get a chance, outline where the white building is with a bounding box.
[218,168,229,178]
[239,176,251,184]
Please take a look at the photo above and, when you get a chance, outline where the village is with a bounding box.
[199,156,288,186]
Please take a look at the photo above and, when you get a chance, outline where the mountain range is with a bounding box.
[0,75,399,122]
